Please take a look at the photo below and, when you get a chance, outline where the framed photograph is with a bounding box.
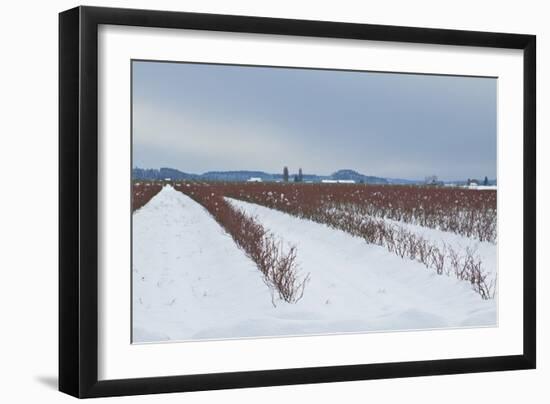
[59,6,536,398]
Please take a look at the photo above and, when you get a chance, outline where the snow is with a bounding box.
[132,186,496,343]
[132,186,273,342]
[321,179,356,184]
[373,215,497,282]
[467,185,497,190]
[227,198,496,330]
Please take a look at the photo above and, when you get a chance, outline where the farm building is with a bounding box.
[321,179,355,184]
[247,177,263,182]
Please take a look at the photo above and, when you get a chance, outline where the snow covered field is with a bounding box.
[365,213,497,284]
[132,186,496,343]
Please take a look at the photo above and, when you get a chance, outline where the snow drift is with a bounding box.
[132,186,496,343]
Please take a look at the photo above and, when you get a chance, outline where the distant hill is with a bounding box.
[201,171,277,182]
[132,167,432,184]
[331,169,388,184]
[132,167,198,181]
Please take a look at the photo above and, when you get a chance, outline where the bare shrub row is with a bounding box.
[219,185,495,299]
[220,182,497,242]
[327,201,496,243]
[173,183,309,304]
[132,181,163,212]
[318,208,495,299]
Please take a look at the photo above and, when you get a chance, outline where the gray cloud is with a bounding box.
[132,61,496,180]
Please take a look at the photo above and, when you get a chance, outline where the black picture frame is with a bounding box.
[59,5,536,398]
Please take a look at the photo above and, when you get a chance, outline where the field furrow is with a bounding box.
[132,186,496,343]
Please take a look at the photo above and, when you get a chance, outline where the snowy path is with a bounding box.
[227,198,496,332]
[132,187,496,343]
[132,186,274,342]
[374,216,497,280]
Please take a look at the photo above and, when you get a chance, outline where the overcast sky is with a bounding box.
[132,60,496,181]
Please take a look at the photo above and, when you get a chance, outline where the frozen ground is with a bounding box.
[133,186,271,342]
[370,214,497,282]
[132,186,496,343]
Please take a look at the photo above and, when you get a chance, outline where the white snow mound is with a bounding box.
[132,186,496,343]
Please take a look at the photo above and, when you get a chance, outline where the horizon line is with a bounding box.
[132,166,496,182]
